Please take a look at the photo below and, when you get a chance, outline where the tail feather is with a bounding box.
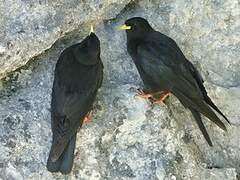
[59,134,76,174]
[173,88,227,131]
[204,95,230,124]
[187,60,230,124]
[190,108,213,146]
[47,134,76,174]
[198,101,227,131]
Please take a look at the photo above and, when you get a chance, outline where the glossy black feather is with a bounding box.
[47,134,76,174]
[124,17,229,146]
[190,109,213,146]
[47,33,103,174]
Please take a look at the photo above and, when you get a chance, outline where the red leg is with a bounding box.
[150,91,171,106]
[83,111,93,124]
[135,88,171,106]
[135,88,153,100]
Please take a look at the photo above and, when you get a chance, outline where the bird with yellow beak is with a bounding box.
[118,17,230,147]
[119,24,131,30]
[47,25,103,174]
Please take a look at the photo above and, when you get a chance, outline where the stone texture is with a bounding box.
[0,0,240,179]
[0,0,131,79]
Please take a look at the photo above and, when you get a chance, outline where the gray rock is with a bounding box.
[0,0,239,179]
[0,0,131,79]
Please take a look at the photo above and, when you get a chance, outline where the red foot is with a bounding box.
[150,91,171,106]
[135,88,171,106]
[135,88,152,100]
[83,111,93,124]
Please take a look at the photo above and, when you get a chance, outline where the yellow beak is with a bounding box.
[89,25,94,35]
[118,24,131,30]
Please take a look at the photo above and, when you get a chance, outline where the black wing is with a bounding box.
[186,60,230,124]
[137,42,201,99]
[142,32,229,123]
[136,36,226,131]
[49,50,103,161]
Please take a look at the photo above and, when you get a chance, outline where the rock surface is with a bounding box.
[0,0,131,79]
[0,0,240,179]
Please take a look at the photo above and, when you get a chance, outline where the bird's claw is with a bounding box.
[83,111,93,124]
[150,97,167,106]
[135,88,152,99]
[134,88,171,107]
[149,91,171,107]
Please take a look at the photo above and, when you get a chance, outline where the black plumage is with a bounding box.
[47,32,103,174]
[121,17,230,146]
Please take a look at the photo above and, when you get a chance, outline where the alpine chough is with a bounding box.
[119,17,230,146]
[47,26,103,174]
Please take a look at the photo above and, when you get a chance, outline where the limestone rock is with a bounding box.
[0,0,131,79]
[0,0,239,179]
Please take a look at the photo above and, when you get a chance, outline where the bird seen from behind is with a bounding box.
[47,26,103,174]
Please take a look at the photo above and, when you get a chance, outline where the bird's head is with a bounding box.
[119,17,154,40]
[75,25,101,65]
[85,25,100,57]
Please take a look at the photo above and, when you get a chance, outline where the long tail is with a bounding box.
[173,88,227,131]
[203,94,230,124]
[187,60,230,124]
[197,101,227,131]
[190,108,213,146]
[47,134,77,174]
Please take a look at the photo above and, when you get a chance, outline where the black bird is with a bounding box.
[119,17,230,146]
[47,27,103,174]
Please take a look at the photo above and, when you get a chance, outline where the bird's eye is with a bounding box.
[130,23,136,29]
[133,23,138,29]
